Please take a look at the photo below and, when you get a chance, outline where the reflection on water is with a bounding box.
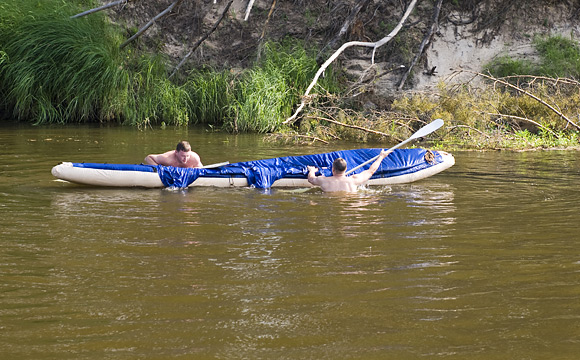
[1,125,580,359]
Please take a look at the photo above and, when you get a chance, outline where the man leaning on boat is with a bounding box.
[307,149,391,193]
[144,140,203,168]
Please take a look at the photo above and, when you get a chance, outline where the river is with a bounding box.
[1,123,579,359]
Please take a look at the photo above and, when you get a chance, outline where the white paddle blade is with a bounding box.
[344,119,445,175]
[409,118,444,140]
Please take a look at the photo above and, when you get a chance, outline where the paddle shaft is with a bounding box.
[201,161,229,169]
[344,119,444,175]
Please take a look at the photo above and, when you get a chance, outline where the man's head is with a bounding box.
[176,140,191,152]
[175,141,192,164]
[332,158,347,174]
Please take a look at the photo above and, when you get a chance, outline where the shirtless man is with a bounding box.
[307,149,391,192]
[144,140,203,168]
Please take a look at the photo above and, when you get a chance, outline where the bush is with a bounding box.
[534,35,580,78]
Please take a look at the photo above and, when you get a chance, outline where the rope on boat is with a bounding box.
[424,150,435,164]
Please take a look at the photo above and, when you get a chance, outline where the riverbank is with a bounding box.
[1,0,579,151]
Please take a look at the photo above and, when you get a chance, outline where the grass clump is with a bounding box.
[224,40,339,133]
[485,35,580,79]
[125,55,190,127]
[183,39,340,133]
[483,55,534,78]
[534,35,580,77]
[0,3,128,123]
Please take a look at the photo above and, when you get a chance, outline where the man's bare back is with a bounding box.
[307,149,390,193]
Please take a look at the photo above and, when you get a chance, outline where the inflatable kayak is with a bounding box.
[51,148,455,188]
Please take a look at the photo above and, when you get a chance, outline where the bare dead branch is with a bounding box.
[259,0,277,41]
[120,0,183,49]
[503,75,580,87]
[70,0,129,19]
[283,0,418,125]
[265,132,330,144]
[448,125,491,138]
[170,0,234,78]
[318,0,372,62]
[244,0,255,21]
[397,0,443,90]
[307,115,400,141]
[464,70,580,131]
[291,134,329,144]
[484,112,560,138]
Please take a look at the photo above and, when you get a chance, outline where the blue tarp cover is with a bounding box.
[73,148,442,189]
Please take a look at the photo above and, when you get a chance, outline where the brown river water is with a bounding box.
[1,124,579,359]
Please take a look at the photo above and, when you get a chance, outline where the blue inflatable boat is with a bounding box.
[51,148,455,188]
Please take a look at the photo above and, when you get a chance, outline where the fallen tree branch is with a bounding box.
[170,0,234,78]
[70,0,129,19]
[291,134,329,144]
[484,112,560,138]
[504,75,580,87]
[266,132,329,144]
[397,0,443,90]
[448,125,490,138]
[464,70,580,131]
[307,115,401,141]
[120,0,183,49]
[283,0,418,125]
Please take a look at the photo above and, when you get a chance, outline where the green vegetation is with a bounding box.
[0,2,127,123]
[484,35,580,79]
[387,78,580,150]
[535,35,580,77]
[1,1,578,150]
[184,40,339,133]
[0,1,338,131]
[377,34,580,150]
[228,41,339,133]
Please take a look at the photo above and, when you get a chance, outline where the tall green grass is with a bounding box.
[484,34,580,79]
[126,55,191,127]
[183,40,340,133]
[0,0,190,125]
[226,40,339,133]
[183,68,231,126]
[0,1,342,130]
[0,2,129,123]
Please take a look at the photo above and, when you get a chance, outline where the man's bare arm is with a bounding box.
[144,154,160,165]
[351,149,391,184]
[307,165,323,186]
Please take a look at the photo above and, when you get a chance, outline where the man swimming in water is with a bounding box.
[144,140,203,168]
[306,149,391,192]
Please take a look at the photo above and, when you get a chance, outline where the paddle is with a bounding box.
[201,161,229,169]
[345,118,444,175]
